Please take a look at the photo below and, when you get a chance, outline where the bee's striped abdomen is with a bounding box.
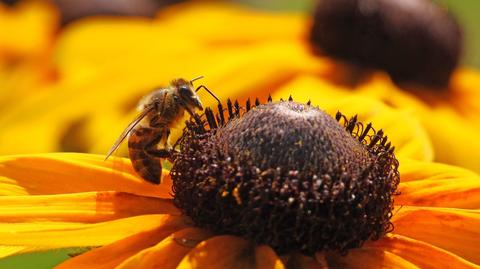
[128,127,163,184]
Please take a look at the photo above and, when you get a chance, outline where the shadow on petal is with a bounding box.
[367,234,479,269]
[285,253,328,269]
[177,235,285,269]
[116,227,213,269]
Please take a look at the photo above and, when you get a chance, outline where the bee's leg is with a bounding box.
[163,129,171,150]
[145,129,176,163]
[146,149,176,163]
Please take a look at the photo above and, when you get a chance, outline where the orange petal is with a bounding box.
[255,246,286,269]
[367,234,479,269]
[326,248,418,269]
[177,235,285,269]
[0,214,187,248]
[0,153,172,198]
[392,206,480,264]
[0,191,178,223]
[397,175,480,209]
[286,253,328,269]
[116,228,213,269]
[55,215,189,269]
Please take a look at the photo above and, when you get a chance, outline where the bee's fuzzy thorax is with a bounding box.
[171,98,399,255]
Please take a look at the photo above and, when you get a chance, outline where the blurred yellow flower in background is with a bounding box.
[0,0,479,173]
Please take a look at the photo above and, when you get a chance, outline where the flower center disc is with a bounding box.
[214,102,372,176]
[171,101,399,255]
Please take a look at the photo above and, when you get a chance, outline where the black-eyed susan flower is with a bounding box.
[0,98,479,268]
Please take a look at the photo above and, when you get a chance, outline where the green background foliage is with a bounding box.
[0,0,478,268]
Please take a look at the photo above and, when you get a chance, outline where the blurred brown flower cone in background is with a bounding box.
[308,0,480,172]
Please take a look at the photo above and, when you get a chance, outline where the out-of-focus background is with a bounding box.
[0,0,479,268]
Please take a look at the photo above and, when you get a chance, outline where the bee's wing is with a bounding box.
[104,106,154,160]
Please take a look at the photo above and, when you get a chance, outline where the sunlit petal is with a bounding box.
[393,206,480,264]
[326,248,418,269]
[177,235,250,269]
[420,107,480,173]
[55,215,189,269]
[0,214,187,248]
[0,153,172,198]
[367,234,479,269]
[0,191,178,223]
[397,161,480,208]
[397,178,480,209]
[115,228,213,269]
[398,158,478,182]
[0,246,48,259]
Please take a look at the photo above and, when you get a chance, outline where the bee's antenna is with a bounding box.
[195,85,221,104]
[190,75,204,84]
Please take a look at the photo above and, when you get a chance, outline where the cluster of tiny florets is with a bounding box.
[171,97,399,255]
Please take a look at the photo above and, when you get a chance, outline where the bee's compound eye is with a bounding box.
[179,85,192,97]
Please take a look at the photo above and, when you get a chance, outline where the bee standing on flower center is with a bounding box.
[105,76,219,184]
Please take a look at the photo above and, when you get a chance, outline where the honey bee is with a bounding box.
[105,76,219,184]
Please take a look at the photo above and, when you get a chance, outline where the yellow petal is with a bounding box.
[392,206,480,264]
[398,158,478,182]
[326,249,418,269]
[420,106,480,173]
[0,191,178,223]
[116,228,213,269]
[0,0,58,58]
[0,214,187,248]
[273,80,434,161]
[0,153,172,198]
[448,69,480,123]
[0,246,43,259]
[177,235,284,269]
[357,71,480,173]
[55,216,189,269]
[158,3,306,44]
[367,234,479,269]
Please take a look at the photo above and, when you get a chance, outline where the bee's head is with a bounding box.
[174,78,203,111]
